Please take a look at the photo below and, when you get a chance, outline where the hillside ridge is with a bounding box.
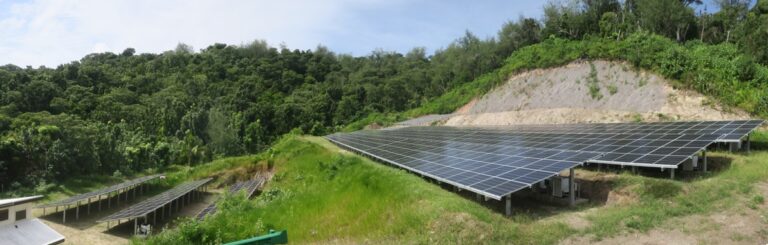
[440,60,751,126]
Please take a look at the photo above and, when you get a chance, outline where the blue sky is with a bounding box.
[0,0,736,67]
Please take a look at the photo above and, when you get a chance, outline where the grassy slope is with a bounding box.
[142,132,768,244]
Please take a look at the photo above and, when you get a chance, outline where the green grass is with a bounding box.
[141,135,578,244]
[141,131,768,244]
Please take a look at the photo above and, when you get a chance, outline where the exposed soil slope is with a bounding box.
[443,60,749,126]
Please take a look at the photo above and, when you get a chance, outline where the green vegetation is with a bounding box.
[3,0,768,189]
[607,84,618,95]
[138,132,768,244]
[587,62,603,100]
[352,30,768,129]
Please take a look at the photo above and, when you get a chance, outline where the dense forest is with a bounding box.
[1,0,767,189]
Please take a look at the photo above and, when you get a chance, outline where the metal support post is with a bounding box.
[746,135,751,153]
[702,150,707,172]
[670,168,675,179]
[505,195,512,216]
[569,168,575,207]
[63,205,67,223]
[87,197,91,214]
[76,201,80,220]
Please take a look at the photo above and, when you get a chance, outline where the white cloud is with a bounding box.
[0,0,397,67]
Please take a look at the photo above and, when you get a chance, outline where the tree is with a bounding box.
[121,48,136,57]
[497,17,542,57]
[714,0,751,43]
[635,0,696,42]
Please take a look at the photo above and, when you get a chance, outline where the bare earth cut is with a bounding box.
[442,60,750,126]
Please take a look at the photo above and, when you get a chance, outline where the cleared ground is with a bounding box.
[444,60,749,126]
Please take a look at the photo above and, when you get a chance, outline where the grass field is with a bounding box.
[139,131,768,244]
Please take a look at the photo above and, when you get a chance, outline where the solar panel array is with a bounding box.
[386,127,721,167]
[196,178,265,220]
[477,120,763,142]
[99,178,211,222]
[326,120,763,200]
[327,133,601,200]
[38,174,162,208]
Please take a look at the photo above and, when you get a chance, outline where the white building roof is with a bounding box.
[0,195,44,208]
[0,219,65,245]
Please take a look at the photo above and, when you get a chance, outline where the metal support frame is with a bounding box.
[670,168,675,179]
[746,134,751,153]
[702,150,707,172]
[569,168,575,207]
[505,195,511,216]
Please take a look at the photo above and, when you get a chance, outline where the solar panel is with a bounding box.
[98,178,211,222]
[38,175,162,208]
[327,120,763,199]
[195,203,217,220]
[327,132,601,200]
[196,178,265,220]
[467,120,763,142]
[377,128,720,167]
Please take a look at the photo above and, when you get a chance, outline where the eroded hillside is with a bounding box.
[444,60,750,126]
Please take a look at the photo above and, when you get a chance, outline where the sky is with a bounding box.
[0,0,733,68]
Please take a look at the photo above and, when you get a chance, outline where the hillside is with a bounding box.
[138,133,768,244]
[445,60,751,126]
